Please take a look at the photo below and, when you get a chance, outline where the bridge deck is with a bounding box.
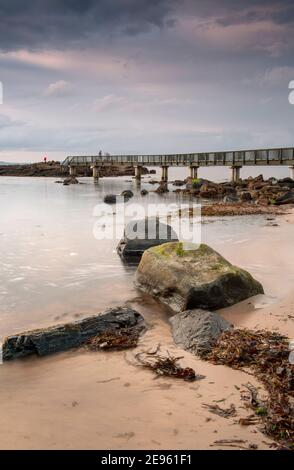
[62,147,294,167]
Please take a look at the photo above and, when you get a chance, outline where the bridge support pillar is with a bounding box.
[190,166,199,179]
[92,165,99,183]
[289,166,294,180]
[161,165,169,182]
[69,165,77,177]
[231,166,242,183]
[134,165,142,180]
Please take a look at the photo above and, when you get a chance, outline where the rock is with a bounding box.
[278,177,294,189]
[272,190,294,205]
[117,218,178,263]
[223,194,239,203]
[63,176,79,185]
[135,242,264,312]
[221,185,237,195]
[140,189,148,196]
[240,191,252,202]
[172,180,185,187]
[149,169,156,174]
[120,190,134,200]
[199,183,219,199]
[2,306,145,361]
[170,309,232,356]
[155,181,169,193]
[185,178,208,191]
[104,194,117,204]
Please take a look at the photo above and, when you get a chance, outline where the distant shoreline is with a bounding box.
[0,162,148,178]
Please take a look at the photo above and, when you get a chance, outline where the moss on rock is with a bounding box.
[135,242,264,312]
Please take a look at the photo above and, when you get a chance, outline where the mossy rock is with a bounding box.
[135,242,264,312]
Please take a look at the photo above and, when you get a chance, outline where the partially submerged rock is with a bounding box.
[135,242,264,311]
[120,190,134,200]
[63,176,79,185]
[155,181,169,193]
[104,194,117,204]
[170,309,232,356]
[117,218,178,263]
[2,306,145,360]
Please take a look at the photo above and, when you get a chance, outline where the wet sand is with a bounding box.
[0,210,293,450]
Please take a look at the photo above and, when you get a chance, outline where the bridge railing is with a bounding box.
[62,147,294,167]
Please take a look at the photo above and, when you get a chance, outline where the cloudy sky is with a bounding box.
[1,0,294,162]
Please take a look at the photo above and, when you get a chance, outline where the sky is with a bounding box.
[1,0,294,162]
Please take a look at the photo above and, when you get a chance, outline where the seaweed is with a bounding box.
[133,347,204,382]
[203,329,294,448]
[86,328,140,351]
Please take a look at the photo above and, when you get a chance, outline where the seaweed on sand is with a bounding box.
[86,328,141,351]
[133,348,204,382]
[203,329,294,448]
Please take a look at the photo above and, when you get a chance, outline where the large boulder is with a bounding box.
[135,242,264,312]
[117,218,178,263]
[2,306,145,360]
[170,309,232,356]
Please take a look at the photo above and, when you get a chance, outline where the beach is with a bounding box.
[0,175,293,449]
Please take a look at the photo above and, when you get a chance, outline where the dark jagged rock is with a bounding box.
[135,242,264,312]
[2,306,145,361]
[104,194,117,204]
[278,177,294,188]
[170,309,232,356]
[117,218,178,263]
[140,189,148,196]
[273,190,294,205]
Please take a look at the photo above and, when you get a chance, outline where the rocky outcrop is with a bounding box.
[117,218,178,263]
[2,306,145,360]
[135,242,264,312]
[170,309,232,356]
[171,175,294,207]
[0,163,149,178]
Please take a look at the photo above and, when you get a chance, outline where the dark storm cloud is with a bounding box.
[0,0,293,51]
[0,0,177,50]
[213,0,294,27]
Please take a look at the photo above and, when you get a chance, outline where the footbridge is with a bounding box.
[62,147,294,182]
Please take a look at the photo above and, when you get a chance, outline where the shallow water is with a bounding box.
[0,172,293,337]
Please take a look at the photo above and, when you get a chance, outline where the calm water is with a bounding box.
[0,166,293,337]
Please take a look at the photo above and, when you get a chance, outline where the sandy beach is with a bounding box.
[0,208,293,450]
